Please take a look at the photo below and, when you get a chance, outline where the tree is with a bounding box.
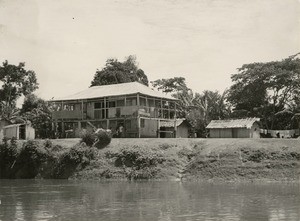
[189,90,230,137]
[90,55,149,87]
[0,61,38,122]
[21,94,53,139]
[151,77,188,93]
[151,77,230,137]
[151,77,195,116]
[194,90,230,123]
[227,53,300,129]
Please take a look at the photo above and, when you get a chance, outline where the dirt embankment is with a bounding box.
[73,138,300,181]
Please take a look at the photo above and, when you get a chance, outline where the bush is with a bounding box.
[104,145,181,179]
[0,137,18,178]
[15,140,49,178]
[80,129,95,147]
[52,143,97,178]
[80,128,112,149]
[44,139,53,149]
[1,138,97,179]
[94,128,112,149]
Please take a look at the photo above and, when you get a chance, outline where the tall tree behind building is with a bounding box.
[151,77,230,136]
[90,55,149,87]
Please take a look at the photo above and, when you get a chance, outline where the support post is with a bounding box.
[78,121,81,130]
[137,93,140,107]
[81,100,84,120]
[161,98,163,118]
[61,121,65,138]
[137,117,141,138]
[104,97,107,119]
[174,119,177,138]
[157,119,160,138]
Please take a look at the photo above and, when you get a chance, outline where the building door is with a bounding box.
[160,127,166,138]
[19,125,26,139]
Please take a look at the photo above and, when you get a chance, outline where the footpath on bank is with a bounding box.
[1,138,299,181]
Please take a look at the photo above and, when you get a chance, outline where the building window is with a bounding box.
[155,100,161,108]
[116,99,125,107]
[163,110,169,119]
[148,99,154,107]
[108,101,116,108]
[162,100,169,108]
[169,102,175,109]
[126,97,137,106]
[140,97,146,106]
[94,102,104,109]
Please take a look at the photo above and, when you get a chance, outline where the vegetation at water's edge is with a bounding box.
[1,138,299,181]
[0,138,97,179]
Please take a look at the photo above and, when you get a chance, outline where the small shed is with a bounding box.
[206,118,260,138]
[3,123,35,140]
[159,119,189,138]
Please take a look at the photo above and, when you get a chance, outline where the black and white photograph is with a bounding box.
[0,0,299,220]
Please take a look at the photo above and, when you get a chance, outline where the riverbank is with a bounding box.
[73,138,300,181]
[1,138,299,181]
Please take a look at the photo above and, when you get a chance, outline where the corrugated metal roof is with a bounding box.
[52,82,177,101]
[206,118,260,129]
[160,119,185,127]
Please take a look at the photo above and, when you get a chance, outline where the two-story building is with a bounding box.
[50,82,189,138]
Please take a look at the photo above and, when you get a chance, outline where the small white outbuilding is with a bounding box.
[3,123,35,140]
[206,118,260,138]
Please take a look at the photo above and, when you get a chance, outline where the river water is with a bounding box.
[0,180,299,221]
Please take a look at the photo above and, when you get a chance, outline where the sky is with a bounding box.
[0,0,299,102]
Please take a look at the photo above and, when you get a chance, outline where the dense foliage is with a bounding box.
[21,94,54,138]
[0,61,38,122]
[227,53,300,129]
[0,139,97,179]
[151,77,230,137]
[91,55,149,87]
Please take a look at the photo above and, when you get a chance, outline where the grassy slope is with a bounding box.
[72,138,300,181]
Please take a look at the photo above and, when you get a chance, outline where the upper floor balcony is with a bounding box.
[52,110,82,119]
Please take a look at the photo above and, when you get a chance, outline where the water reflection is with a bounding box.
[0,180,299,221]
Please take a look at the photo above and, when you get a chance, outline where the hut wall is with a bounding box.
[209,129,219,138]
[210,128,232,138]
[220,128,232,138]
[176,123,189,138]
[4,126,19,139]
[25,125,35,139]
[0,120,9,140]
[234,128,250,138]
